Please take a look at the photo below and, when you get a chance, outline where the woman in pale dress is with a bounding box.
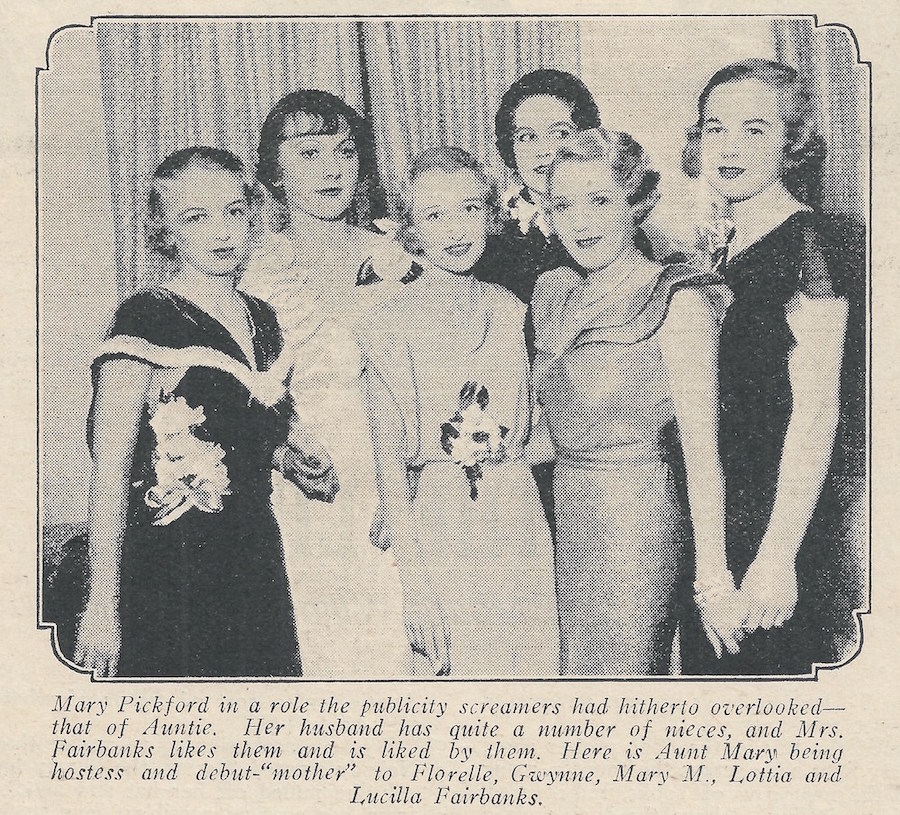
[530,129,728,675]
[240,90,409,677]
[357,147,559,677]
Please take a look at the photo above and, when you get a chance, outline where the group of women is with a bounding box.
[69,58,862,679]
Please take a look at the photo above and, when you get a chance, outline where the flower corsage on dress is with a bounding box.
[144,394,231,525]
[440,382,509,500]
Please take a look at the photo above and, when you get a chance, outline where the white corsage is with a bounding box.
[144,394,231,525]
[505,185,551,238]
[440,382,509,500]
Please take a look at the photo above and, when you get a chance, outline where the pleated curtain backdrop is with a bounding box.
[96,19,363,295]
[360,19,582,214]
[96,18,863,294]
[772,18,867,222]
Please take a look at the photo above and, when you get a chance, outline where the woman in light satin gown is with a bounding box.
[531,129,727,675]
[241,90,410,677]
[358,148,559,677]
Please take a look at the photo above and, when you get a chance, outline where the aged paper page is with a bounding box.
[3,1,898,812]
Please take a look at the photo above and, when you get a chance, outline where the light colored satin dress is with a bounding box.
[533,258,710,676]
[357,268,560,677]
[240,230,411,677]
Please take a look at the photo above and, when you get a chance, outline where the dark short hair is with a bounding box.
[256,89,376,206]
[146,146,254,260]
[495,69,602,171]
[396,146,501,255]
[682,59,825,185]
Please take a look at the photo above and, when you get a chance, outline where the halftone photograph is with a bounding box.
[38,15,868,680]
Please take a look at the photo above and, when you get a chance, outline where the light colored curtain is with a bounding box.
[96,19,363,294]
[773,18,867,222]
[361,19,581,214]
[774,18,867,659]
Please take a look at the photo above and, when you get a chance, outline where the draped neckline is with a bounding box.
[537,253,663,356]
[157,288,261,371]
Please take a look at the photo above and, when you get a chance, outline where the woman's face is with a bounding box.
[276,114,361,220]
[161,164,251,277]
[700,78,788,204]
[512,94,577,199]
[547,158,633,271]
[411,168,489,274]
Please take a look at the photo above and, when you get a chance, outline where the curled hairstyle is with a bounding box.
[495,69,602,172]
[682,59,826,196]
[256,89,377,226]
[547,128,661,224]
[396,146,502,256]
[146,146,255,261]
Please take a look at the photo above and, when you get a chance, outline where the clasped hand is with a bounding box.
[278,435,340,503]
[698,550,799,658]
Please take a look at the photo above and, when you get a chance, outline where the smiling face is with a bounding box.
[411,168,490,274]
[276,114,361,220]
[159,163,251,277]
[512,94,577,199]
[547,158,633,271]
[700,78,789,204]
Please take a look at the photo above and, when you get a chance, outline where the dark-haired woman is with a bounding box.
[240,90,409,677]
[472,69,601,305]
[74,147,301,677]
[678,60,864,675]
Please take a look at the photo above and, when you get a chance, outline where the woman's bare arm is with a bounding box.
[74,357,152,676]
[660,286,744,657]
[739,292,848,632]
[362,362,451,675]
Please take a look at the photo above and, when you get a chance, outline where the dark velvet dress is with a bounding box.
[680,211,865,675]
[90,288,301,677]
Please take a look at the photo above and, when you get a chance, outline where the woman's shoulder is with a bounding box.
[795,211,865,300]
[109,288,185,343]
[660,263,731,323]
[531,266,583,312]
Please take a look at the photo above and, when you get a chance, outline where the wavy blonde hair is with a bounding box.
[547,128,661,224]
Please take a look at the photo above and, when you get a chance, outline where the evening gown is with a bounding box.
[532,258,719,675]
[90,288,301,677]
[240,230,410,677]
[679,211,865,675]
[356,268,560,677]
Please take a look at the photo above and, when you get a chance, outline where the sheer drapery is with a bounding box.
[96,19,362,293]
[773,18,867,221]
[361,19,581,213]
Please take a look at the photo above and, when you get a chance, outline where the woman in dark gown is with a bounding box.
[678,60,865,674]
[73,147,306,677]
[679,210,864,674]
[100,289,302,677]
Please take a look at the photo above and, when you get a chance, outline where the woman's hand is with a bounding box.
[694,570,746,659]
[73,598,121,677]
[278,440,340,503]
[369,503,391,551]
[739,548,799,633]
[400,578,451,676]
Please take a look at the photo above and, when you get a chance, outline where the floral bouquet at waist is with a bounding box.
[143,394,231,526]
[440,382,509,500]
